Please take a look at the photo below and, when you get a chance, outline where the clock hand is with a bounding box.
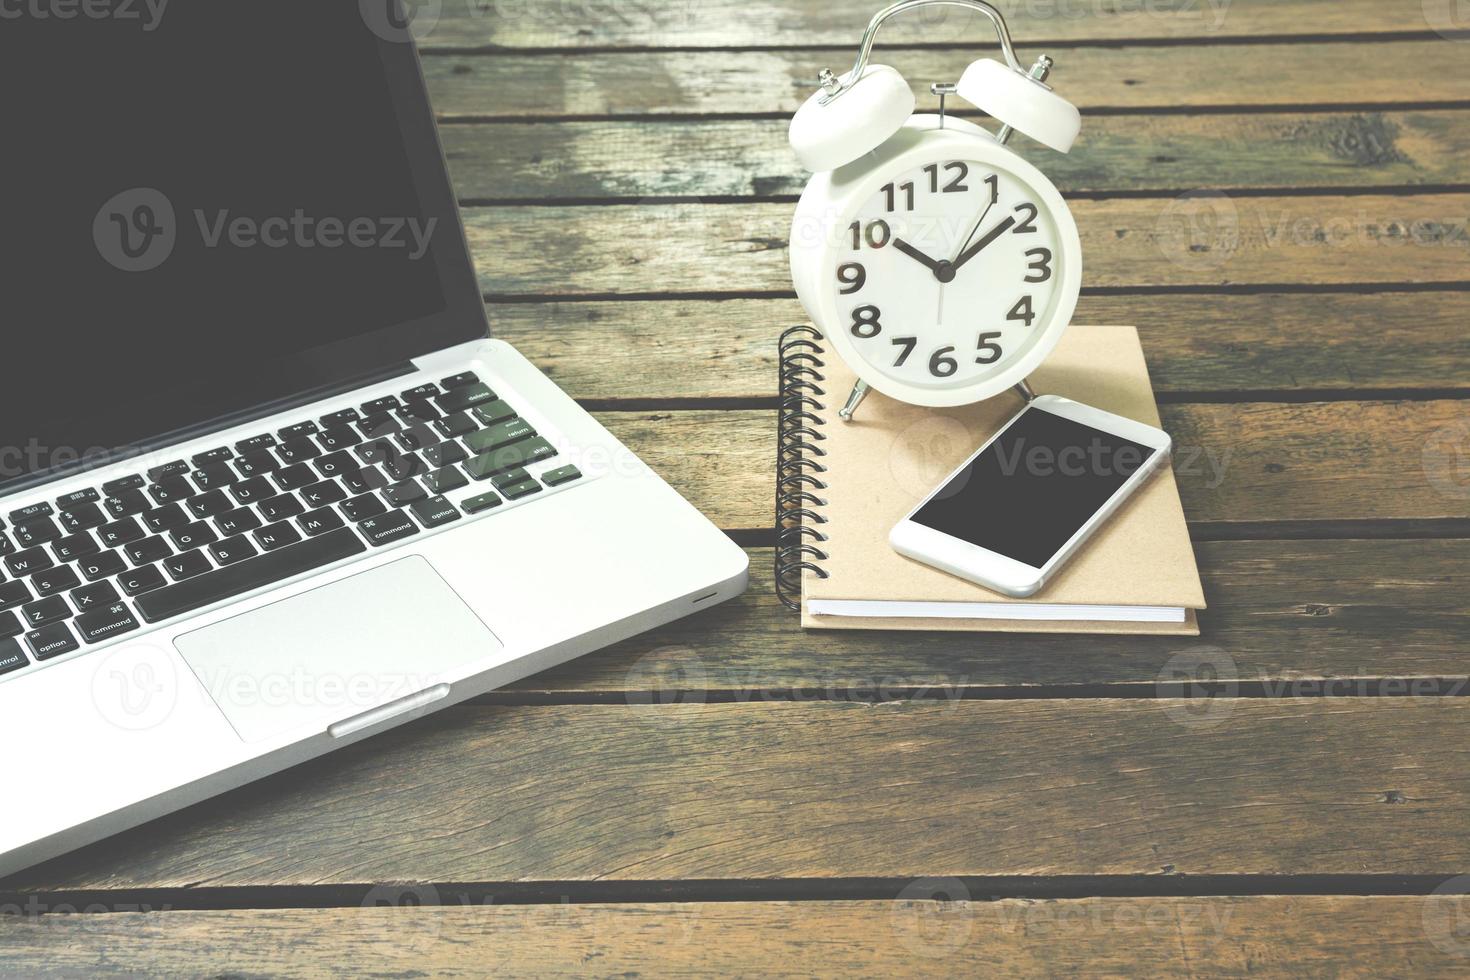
[951,216,1017,272]
[951,177,1001,263]
[892,238,945,276]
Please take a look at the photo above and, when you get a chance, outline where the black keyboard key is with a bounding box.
[145,479,193,507]
[26,622,79,661]
[300,480,347,509]
[191,446,234,467]
[186,490,233,519]
[358,511,419,547]
[500,479,543,501]
[106,488,153,516]
[54,530,101,562]
[98,517,145,548]
[403,382,439,402]
[57,488,100,509]
[234,449,280,477]
[436,381,495,413]
[363,395,401,415]
[0,532,13,558]
[341,494,387,522]
[13,517,61,547]
[297,509,345,537]
[393,424,435,452]
[357,414,400,439]
[119,565,167,597]
[542,465,583,487]
[342,467,389,496]
[191,461,239,490]
[141,503,189,534]
[435,412,479,438]
[382,453,427,481]
[465,419,536,455]
[274,463,318,492]
[79,551,127,582]
[209,535,259,566]
[410,496,460,529]
[6,546,53,578]
[125,535,173,566]
[472,400,518,427]
[75,601,140,645]
[230,476,274,506]
[314,451,358,479]
[21,595,71,629]
[316,426,362,452]
[399,400,440,424]
[491,468,531,492]
[32,566,81,597]
[424,467,469,495]
[0,636,24,673]
[0,580,32,611]
[355,439,394,466]
[58,503,106,533]
[103,475,147,495]
[423,441,468,469]
[277,436,321,464]
[258,495,307,522]
[170,522,219,551]
[464,438,558,481]
[235,433,277,453]
[215,507,264,536]
[253,521,303,551]
[322,407,362,427]
[279,421,319,440]
[461,490,502,514]
[71,580,120,612]
[146,460,190,482]
[9,504,49,526]
[163,550,211,582]
[442,371,479,390]
[382,480,428,508]
[134,528,366,624]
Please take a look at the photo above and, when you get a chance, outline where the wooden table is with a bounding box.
[4,2,1470,974]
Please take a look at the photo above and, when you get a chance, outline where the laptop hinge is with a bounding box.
[0,361,418,497]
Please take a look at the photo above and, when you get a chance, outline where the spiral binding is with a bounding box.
[776,325,831,611]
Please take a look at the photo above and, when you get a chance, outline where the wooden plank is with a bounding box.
[590,400,1470,531]
[12,698,1470,890]
[444,111,1470,201]
[508,539,1470,695]
[466,196,1470,297]
[424,41,1470,118]
[2,898,1462,977]
[419,1,1422,50]
[490,293,1470,399]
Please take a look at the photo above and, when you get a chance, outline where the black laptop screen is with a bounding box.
[0,3,484,487]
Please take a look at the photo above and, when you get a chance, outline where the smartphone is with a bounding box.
[889,395,1172,598]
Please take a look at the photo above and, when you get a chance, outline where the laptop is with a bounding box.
[0,5,747,880]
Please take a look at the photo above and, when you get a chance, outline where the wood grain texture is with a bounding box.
[418,0,1426,50]
[504,539,1470,695]
[591,400,1470,531]
[424,41,1470,118]
[492,293,1470,399]
[467,196,1470,297]
[11,699,1470,891]
[2,898,1463,977]
[444,111,1470,201]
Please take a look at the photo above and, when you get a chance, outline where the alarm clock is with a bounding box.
[788,0,1083,420]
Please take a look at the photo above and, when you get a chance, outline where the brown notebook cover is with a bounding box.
[780,325,1205,635]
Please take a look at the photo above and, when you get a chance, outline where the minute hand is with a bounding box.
[951,216,1016,272]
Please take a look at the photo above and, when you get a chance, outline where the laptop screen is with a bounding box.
[0,3,486,488]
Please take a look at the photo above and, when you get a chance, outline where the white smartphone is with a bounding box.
[889,395,1172,598]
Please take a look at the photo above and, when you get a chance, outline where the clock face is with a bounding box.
[830,156,1065,391]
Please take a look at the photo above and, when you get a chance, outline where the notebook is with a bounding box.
[776,325,1205,635]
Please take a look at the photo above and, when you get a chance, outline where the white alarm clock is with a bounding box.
[788,0,1083,420]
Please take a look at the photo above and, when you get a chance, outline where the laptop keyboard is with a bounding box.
[0,371,584,678]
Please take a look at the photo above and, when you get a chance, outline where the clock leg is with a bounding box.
[837,380,871,422]
[1013,378,1037,404]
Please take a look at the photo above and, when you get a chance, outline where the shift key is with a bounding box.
[464,437,558,481]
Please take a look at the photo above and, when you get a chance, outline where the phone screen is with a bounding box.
[911,407,1160,568]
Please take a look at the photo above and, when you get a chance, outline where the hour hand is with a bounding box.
[952,216,1017,271]
[892,238,944,274]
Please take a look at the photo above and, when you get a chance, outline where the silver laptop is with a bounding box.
[0,6,747,879]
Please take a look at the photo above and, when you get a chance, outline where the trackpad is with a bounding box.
[175,557,502,744]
